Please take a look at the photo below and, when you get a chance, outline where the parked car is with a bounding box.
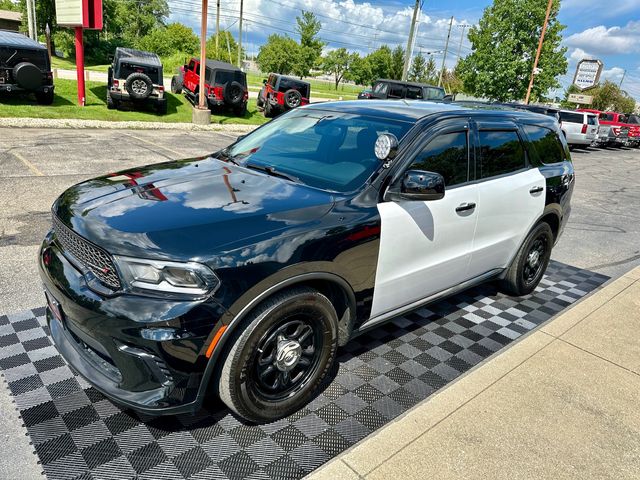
[558,110,598,149]
[626,114,640,148]
[174,58,248,116]
[257,73,310,117]
[107,47,166,114]
[357,88,373,99]
[39,101,573,423]
[504,103,560,122]
[577,109,632,146]
[365,79,449,101]
[0,30,54,104]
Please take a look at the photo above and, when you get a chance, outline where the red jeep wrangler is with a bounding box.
[577,109,639,147]
[257,73,310,118]
[172,58,248,116]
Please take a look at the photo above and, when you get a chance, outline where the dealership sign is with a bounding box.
[568,93,594,105]
[55,0,103,29]
[572,59,603,90]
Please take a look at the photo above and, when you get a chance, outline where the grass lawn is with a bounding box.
[0,79,268,125]
[51,56,110,73]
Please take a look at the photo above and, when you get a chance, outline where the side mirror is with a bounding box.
[387,170,445,201]
[262,79,267,85]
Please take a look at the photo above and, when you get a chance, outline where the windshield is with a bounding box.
[224,109,413,193]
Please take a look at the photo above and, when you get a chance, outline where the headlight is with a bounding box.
[113,256,219,297]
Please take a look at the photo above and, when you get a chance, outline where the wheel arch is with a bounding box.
[195,271,357,404]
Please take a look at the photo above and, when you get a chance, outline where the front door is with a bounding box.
[371,124,478,319]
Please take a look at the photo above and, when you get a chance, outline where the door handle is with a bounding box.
[529,186,544,194]
[455,202,476,213]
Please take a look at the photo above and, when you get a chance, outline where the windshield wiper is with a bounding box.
[245,162,303,184]
[215,148,240,166]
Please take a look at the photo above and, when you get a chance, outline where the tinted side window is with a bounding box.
[405,86,423,99]
[424,87,445,100]
[188,60,196,72]
[587,115,598,125]
[523,125,565,165]
[410,132,469,187]
[478,130,526,179]
[373,82,388,95]
[215,70,245,85]
[388,84,404,98]
[268,75,277,87]
[559,112,583,123]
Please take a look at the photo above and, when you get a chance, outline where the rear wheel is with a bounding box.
[218,287,338,423]
[156,101,167,115]
[500,222,553,296]
[106,91,116,110]
[35,89,54,105]
[171,75,183,94]
[264,100,274,118]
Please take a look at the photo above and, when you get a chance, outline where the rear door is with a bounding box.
[371,119,478,318]
[466,120,546,278]
[585,113,598,140]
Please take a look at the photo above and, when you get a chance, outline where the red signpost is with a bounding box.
[55,0,103,106]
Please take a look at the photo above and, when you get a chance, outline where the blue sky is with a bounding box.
[169,0,640,101]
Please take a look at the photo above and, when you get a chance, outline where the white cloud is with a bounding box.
[565,21,640,55]
[561,0,639,19]
[601,66,626,83]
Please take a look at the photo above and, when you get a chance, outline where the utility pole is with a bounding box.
[198,0,209,110]
[238,0,244,67]
[30,0,38,40]
[525,0,553,104]
[438,16,454,87]
[402,0,421,81]
[619,70,626,87]
[26,0,34,40]
[216,0,220,52]
[456,24,470,60]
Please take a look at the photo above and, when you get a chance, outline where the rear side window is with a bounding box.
[424,87,445,100]
[478,130,526,179]
[628,115,640,125]
[406,86,423,100]
[523,125,565,165]
[587,115,598,125]
[188,60,196,72]
[410,132,469,187]
[600,113,614,121]
[388,84,404,98]
[373,82,388,95]
[559,112,583,124]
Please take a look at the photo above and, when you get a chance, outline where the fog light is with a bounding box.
[140,328,192,341]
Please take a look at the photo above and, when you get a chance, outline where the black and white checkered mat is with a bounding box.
[0,261,608,480]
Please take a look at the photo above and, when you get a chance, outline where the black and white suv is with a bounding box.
[0,30,54,104]
[39,101,573,423]
[107,48,167,114]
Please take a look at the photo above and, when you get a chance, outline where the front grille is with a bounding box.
[52,215,122,290]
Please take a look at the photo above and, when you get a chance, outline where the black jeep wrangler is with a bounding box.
[173,58,248,116]
[367,79,449,102]
[257,73,310,117]
[107,48,167,114]
[0,30,54,104]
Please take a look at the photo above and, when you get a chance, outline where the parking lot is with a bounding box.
[1,129,639,315]
[0,128,639,480]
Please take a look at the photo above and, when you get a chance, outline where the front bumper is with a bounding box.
[39,232,227,414]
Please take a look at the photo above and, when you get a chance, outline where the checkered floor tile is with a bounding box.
[0,261,608,480]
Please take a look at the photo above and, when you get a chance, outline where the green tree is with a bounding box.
[592,81,636,112]
[206,31,244,65]
[111,0,168,45]
[366,45,392,82]
[323,48,355,88]
[0,0,19,11]
[458,0,567,102]
[424,56,438,84]
[137,22,198,57]
[408,53,427,82]
[347,54,371,86]
[257,34,300,75]
[294,11,323,77]
[390,45,405,80]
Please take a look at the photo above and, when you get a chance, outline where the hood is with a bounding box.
[53,156,336,260]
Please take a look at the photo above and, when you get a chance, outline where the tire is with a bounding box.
[106,91,116,110]
[218,287,338,423]
[283,89,302,109]
[256,87,265,108]
[156,101,167,115]
[233,103,247,117]
[125,72,153,100]
[171,75,183,94]
[500,222,554,296]
[13,62,43,90]
[264,100,274,118]
[35,89,54,105]
[223,81,245,106]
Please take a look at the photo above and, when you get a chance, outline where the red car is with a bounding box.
[172,58,248,116]
[257,73,310,118]
[578,109,639,147]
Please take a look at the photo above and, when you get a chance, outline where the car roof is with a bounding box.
[303,99,559,126]
[0,30,46,50]
[205,59,242,71]
[115,47,161,66]
[560,109,594,115]
[375,79,443,89]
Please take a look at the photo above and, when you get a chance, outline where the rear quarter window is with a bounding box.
[587,115,598,125]
[478,130,526,179]
[523,125,566,165]
[559,112,583,124]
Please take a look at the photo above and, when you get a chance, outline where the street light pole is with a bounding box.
[402,0,421,81]
[438,16,454,87]
[456,24,470,61]
[525,0,553,104]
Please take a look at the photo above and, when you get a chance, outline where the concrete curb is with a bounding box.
[0,117,260,133]
[307,265,640,479]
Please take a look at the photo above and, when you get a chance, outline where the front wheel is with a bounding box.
[500,222,553,296]
[218,287,338,423]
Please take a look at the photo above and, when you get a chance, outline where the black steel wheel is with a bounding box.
[500,222,553,296]
[218,287,338,423]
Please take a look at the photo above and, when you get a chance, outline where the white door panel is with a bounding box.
[467,168,546,278]
[371,185,478,318]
